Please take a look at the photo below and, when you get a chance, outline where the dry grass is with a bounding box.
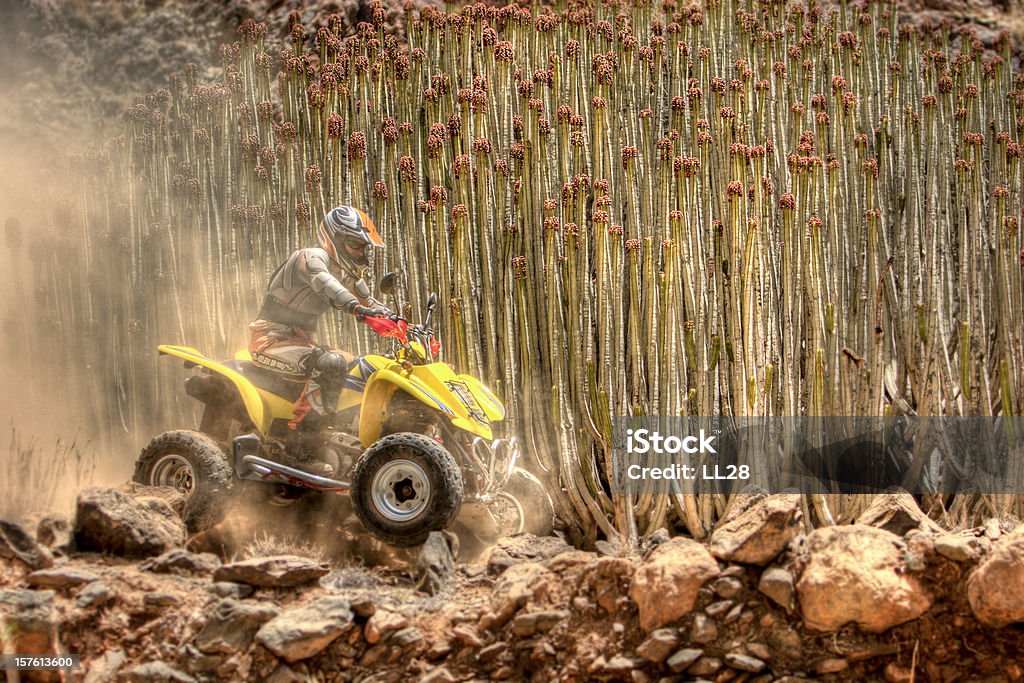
[241,530,329,563]
[0,426,97,522]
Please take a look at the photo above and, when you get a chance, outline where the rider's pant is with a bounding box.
[247,320,353,430]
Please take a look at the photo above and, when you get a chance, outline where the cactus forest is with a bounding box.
[23,0,1024,544]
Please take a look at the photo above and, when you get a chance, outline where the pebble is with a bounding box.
[724,653,766,673]
[636,628,679,663]
[75,580,115,609]
[666,648,704,673]
[705,600,734,618]
[816,658,849,674]
[690,614,718,644]
[712,577,744,599]
[722,603,744,625]
[745,642,771,661]
[688,656,723,677]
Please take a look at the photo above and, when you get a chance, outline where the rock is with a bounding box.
[194,598,280,654]
[213,555,330,587]
[797,525,932,632]
[983,518,1002,540]
[745,642,771,660]
[816,658,849,674]
[709,494,802,565]
[0,589,57,655]
[207,582,254,599]
[480,562,553,630]
[417,531,457,596]
[637,628,680,662]
[935,535,981,562]
[390,626,423,648]
[83,648,126,683]
[768,625,803,660]
[723,603,744,624]
[511,609,568,636]
[579,557,635,613]
[758,567,795,612]
[712,576,744,599]
[884,662,914,682]
[666,647,703,673]
[350,596,376,618]
[690,613,718,644]
[724,653,766,673]
[35,516,72,553]
[688,656,722,677]
[76,580,115,609]
[592,655,645,674]
[0,519,54,570]
[967,528,1024,627]
[124,662,196,682]
[452,624,486,647]
[705,599,734,617]
[140,549,221,575]
[628,537,720,632]
[143,593,181,610]
[478,641,508,663]
[255,596,353,662]
[486,534,574,576]
[74,486,185,558]
[856,492,943,536]
[364,609,408,644]
[420,667,456,683]
[26,567,100,589]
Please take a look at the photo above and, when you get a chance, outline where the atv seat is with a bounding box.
[224,360,306,402]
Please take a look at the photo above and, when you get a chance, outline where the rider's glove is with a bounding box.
[353,304,393,320]
[363,316,408,340]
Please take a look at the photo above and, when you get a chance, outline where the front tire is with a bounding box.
[350,433,462,548]
[133,430,233,533]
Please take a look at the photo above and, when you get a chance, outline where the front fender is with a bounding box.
[359,368,489,447]
[159,345,272,437]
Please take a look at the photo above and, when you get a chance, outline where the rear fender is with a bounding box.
[159,345,271,437]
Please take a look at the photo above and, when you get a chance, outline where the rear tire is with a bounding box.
[350,433,462,547]
[133,430,234,534]
[493,468,555,537]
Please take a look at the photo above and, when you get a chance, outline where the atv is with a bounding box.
[133,275,553,548]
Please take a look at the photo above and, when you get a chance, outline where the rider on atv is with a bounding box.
[248,205,403,476]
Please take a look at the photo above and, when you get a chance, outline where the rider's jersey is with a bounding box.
[255,247,383,333]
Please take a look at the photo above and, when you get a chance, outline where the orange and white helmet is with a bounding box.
[317,206,385,275]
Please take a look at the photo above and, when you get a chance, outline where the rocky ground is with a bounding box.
[2,486,1024,682]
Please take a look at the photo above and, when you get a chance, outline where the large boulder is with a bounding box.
[255,596,353,662]
[193,598,280,654]
[629,537,720,632]
[796,525,932,632]
[0,520,54,570]
[213,555,330,587]
[74,487,185,558]
[967,527,1024,627]
[709,494,802,565]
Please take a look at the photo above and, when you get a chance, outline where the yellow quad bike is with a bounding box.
[133,286,553,548]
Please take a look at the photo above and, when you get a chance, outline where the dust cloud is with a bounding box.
[0,0,232,522]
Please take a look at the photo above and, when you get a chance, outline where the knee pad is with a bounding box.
[314,351,349,379]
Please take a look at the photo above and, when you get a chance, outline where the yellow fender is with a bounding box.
[358,368,491,447]
[158,345,275,437]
